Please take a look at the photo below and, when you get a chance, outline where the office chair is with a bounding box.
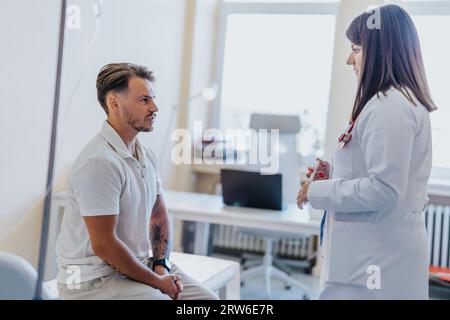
[237,113,311,300]
[239,229,311,300]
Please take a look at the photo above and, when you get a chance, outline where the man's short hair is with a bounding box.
[96,63,155,114]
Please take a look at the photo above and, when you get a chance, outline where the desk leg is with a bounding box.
[312,236,321,277]
[193,222,210,256]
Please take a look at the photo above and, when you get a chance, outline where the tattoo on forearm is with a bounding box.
[150,198,171,259]
[151,223,170,259]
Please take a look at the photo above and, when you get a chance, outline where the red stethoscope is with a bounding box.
[338,121,355,148]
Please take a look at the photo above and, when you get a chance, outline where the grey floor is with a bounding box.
[212,253,450,300]
[212,253,320,300]
[240,270,320,300]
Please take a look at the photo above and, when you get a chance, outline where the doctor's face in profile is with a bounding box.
[346,43,363,79]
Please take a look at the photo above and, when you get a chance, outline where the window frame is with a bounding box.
[393,0,450,15]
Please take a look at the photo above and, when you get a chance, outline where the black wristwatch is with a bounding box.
[152,258,172,272]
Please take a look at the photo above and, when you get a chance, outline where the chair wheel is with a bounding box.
[302,294,310,300]
[240,281,245,287]
[304,267,313,275]
[284,285,291,290]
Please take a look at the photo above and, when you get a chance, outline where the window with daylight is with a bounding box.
[399,0,450,176]
[214,1,338,159]
[413,15,450,172]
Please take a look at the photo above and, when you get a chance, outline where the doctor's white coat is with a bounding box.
[308,88,432,299]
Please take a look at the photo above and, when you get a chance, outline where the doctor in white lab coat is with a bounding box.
[297,4,437,300]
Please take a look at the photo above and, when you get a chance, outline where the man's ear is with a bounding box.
[106,92,120,115]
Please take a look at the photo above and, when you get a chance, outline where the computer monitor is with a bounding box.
[220,169,283,211]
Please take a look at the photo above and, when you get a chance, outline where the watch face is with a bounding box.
[154,258,171,271]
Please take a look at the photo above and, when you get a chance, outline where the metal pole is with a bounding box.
[34,0,67,300]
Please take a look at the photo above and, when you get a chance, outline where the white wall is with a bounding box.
[0,0,186,266]
[170,0,220,192]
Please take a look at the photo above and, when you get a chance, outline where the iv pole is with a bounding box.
[34,0,67,300]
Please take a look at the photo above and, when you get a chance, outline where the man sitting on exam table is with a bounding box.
[55,63,218,300]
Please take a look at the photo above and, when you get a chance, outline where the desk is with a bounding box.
[52,190,321,256]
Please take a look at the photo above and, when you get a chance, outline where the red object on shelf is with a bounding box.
[429,266,450,273]
[429,266,450,283]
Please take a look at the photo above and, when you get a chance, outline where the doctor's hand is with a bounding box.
[306,158,330,181]
[297,182,310,210]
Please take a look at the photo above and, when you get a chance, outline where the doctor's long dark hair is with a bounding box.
[346,4,437,122]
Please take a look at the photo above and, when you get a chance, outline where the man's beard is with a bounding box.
[124,109,153,132]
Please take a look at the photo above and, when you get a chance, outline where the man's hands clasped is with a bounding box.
[154,265,183,300]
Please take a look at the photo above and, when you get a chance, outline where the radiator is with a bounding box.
[426,204,450,268]
[212,224,315,260]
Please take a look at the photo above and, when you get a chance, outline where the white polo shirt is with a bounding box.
[56,121,162,284]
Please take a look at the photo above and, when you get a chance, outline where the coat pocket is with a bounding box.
[327,220,378,286]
